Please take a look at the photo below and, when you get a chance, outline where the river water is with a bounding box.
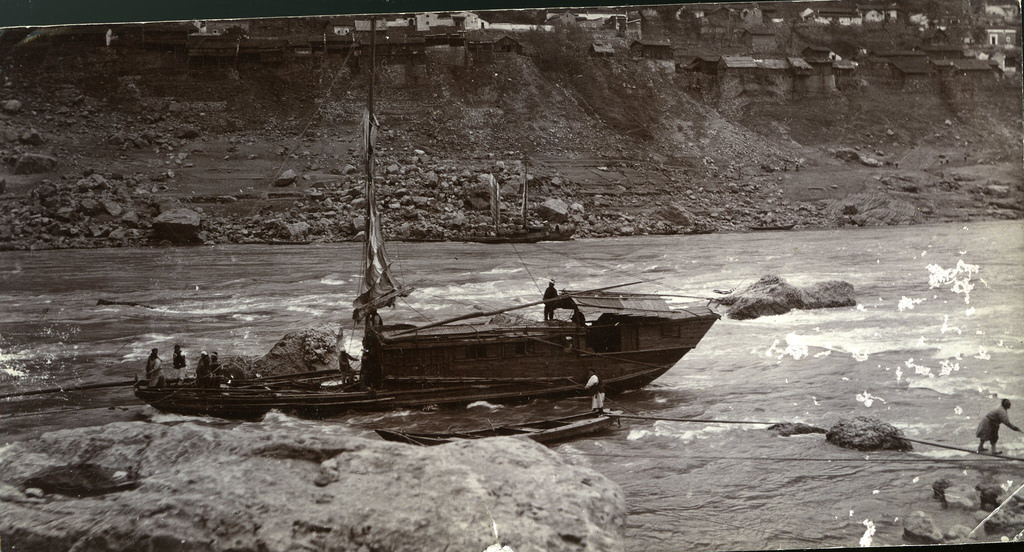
[2,220,1022,550]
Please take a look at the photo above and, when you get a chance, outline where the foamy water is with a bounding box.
[1,221,1022,550]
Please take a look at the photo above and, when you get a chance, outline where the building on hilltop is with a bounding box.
[629,39,673,60]
[856,4,898,24]
[589,41,615,57]
[984,26,1019,48]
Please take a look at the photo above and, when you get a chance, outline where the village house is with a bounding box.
[801,45,836,61]
[857,4,898,24]
[788,56,814,94]
[589,41,614,57]
[919,44,964,61]
[983,4,1021,21]
[804,3,863,26]
[191,20,250,36]
[742,26,777,54]
[890,58,934,90]
[415,12,489,32]
[832,59,857,89]
[985,26,1019,48]
[466,35,523,61]
[676,52,720,74]
[488,23,554,33]
[629,39,673,60]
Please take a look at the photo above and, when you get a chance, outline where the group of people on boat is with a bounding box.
[143,345,221,387]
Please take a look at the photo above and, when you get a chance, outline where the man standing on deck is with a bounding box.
[543,280,558,321]
[145,348,164,387]
[172,344,186,381]
[196,351,212,386]
[977,398,1021,454]
[209,352,221,379]
[584,368,605,413]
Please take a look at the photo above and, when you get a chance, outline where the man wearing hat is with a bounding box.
[196,351,212,386]
[977,398,1021,455]
[145,348,164,387]
[543,280,558,321]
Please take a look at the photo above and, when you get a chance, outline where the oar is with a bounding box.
[0,379,137,400]
[388,281,645,337]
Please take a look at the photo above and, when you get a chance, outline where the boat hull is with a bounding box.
[375,411,617,446]
[135,298,719,420]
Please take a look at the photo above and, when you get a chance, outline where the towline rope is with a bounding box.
[560,451,1017,464]
[611,414,1024,463]
[616,414,784,425]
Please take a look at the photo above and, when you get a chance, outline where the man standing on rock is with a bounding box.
[976,398,1021,454]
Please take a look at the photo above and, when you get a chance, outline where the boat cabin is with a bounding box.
[374,291,719,387]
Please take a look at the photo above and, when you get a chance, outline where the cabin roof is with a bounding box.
[568,291,692,319]
[721,55,758,68]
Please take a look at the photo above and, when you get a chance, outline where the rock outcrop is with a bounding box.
[13,153,58,174]
[221,326,345,379]
[903,511,944,544]
[712,274,856,320]
[151,207,201,243]
[827,192,923,226]
[825,416,912,451]
[0,419,626,551]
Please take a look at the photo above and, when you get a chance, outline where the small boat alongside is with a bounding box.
[375,411,618,446]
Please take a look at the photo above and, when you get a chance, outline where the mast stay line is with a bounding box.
[390,280,645,336]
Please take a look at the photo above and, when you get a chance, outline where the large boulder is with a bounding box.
[712,274,856,320]
[274,169,298,187]
[656,203,693,226]
[463,180,492,211]
[903,511,943,544]
[222,327,343,379]
[826,192,922,226]
[825,416,913,451]
[14,153,58,174]
[0,420,626,552]
[151,208,201,243]
[1,99,23,113]
[537,198,570,223]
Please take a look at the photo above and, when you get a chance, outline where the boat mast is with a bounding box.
[521,157,528,228]
[365,18,375,246]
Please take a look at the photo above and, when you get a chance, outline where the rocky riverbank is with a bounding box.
[0,418,626,551]
[1,33,1020,251]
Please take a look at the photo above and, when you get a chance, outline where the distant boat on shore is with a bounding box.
[747,223,796,232]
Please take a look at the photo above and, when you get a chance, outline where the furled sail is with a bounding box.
[353,109,407,321]
[488,173,500,235]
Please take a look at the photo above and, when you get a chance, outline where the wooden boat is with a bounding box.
[375,411,617,446]
[748,223,795,232]
[465,161,575,243]
[465,223,575,244]
[134,23,719,420]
